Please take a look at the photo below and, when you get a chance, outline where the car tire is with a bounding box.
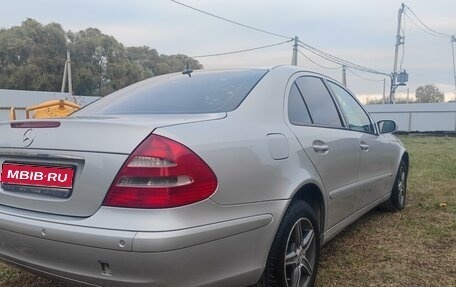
[257,201,320,287]
[379,159,407,212]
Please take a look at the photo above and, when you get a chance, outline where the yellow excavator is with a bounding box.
[9,100,80,120]
[9,50,80,120]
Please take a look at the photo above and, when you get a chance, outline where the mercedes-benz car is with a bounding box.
[0,66,408,287]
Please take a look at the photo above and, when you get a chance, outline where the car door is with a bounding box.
[286,75,361,229]
[326,81,395,210]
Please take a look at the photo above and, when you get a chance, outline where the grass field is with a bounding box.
[0,136,455,287]
[316,136,456,286]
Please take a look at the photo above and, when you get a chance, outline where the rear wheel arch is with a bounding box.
[256,183,326,286]
[258,196,321,287]
[402,152,409,174]
[291,183,326,238]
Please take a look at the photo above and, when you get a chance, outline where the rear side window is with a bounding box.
[288,83,312,125]
[76,69,268,115]
[295,77,342,127]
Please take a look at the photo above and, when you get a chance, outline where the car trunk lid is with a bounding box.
[0,114,225,217]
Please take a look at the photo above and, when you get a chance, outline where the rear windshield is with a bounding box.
[75,69,268,115]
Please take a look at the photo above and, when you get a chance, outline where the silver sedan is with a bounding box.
[0,66,408,287]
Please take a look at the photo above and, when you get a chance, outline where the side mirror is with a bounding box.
[377,120,397,134]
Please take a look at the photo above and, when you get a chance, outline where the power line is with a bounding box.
[169,0,393,79]
[166,1,456,103]
[403,13,448,39]
[298,42,388,75]
[169,0,292,40]
[192,39,293,58]
[346,68,385,82]
[297,49,340,70]
[157,39,292,60]
[403,4,452,38]
[298,41,390,76]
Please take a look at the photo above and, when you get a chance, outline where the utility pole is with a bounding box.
[291,36,298,66]
[451,35,456,101]
[391,3,405,103]
[61,50,73,94]
[382,78,386,104]
[342,65,347,87]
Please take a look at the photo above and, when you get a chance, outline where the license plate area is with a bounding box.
[1,162,75,198]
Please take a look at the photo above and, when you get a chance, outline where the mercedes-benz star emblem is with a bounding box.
[22,129,35,147]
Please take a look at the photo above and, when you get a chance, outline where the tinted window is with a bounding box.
[76,69,268,115]
[295,77,342,127]
[288,83,312,125]
[328,81,374,133]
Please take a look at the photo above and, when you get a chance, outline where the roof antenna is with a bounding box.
[182,61,193,77]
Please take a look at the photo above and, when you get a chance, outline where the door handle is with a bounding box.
[312,140,329,154]
[360,141,370,152]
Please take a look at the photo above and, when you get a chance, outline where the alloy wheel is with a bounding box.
[397,166,406,207]
[284,218,316,287]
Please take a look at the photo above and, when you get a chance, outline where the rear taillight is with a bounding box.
[103,134,217,208]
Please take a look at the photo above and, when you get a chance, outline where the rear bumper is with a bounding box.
[0,201,287,287]
[0,208,272,252]
[0,227,263,287]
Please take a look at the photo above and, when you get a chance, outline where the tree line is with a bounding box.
[0,19,202,96]
[365,84,446,104]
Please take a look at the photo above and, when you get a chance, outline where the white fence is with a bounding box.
[2,89,455,132]
[365,103,456,132]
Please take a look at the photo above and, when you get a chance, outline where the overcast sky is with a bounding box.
[1,0,455,101]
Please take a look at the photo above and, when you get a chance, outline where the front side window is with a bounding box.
[328,81,374,133]
[295,76,342,127]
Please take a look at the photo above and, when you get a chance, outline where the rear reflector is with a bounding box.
[10,121,61,128]
[103,134,217,208]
